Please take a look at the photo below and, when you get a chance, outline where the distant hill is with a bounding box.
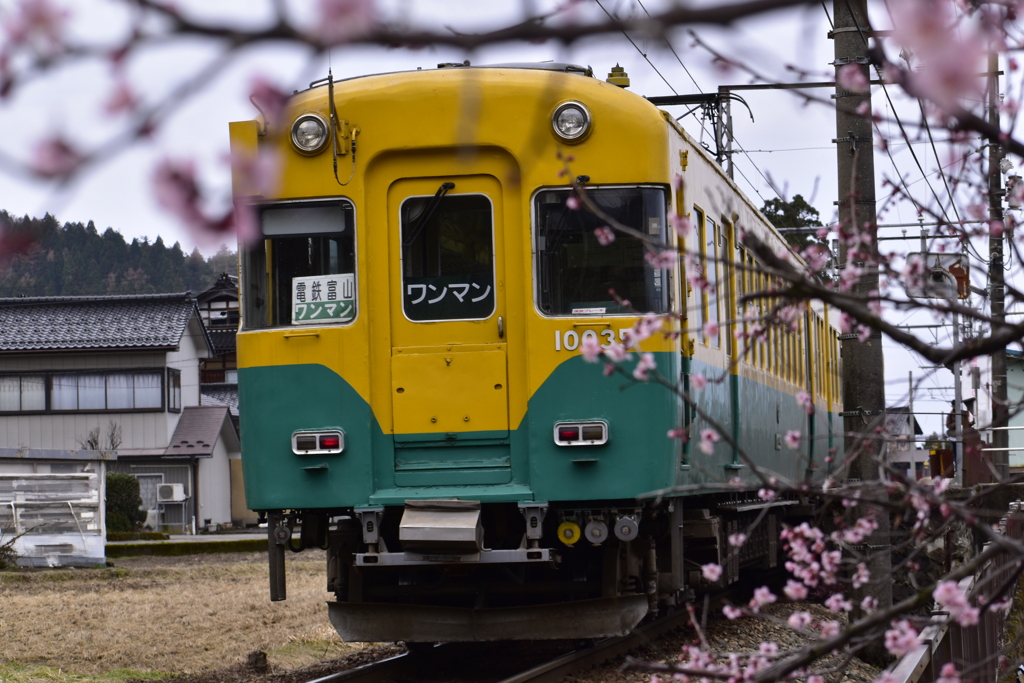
[0,211,237,297]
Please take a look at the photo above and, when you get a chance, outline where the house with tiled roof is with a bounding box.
[0,292,245,562]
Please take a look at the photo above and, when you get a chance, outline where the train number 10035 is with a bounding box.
[554,328,629,352]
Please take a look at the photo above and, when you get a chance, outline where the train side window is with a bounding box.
[694,207,706,341]
[706,218,720,349]
[534,187,669,317]
[241,199,356,329]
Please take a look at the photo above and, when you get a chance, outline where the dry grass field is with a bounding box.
[0,550,371,683]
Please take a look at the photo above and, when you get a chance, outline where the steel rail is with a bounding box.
[494,608,693,683]
[303,647,446,683]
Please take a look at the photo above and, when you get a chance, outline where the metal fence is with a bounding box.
[890,503,1024,683]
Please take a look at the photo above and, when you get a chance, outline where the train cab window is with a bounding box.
[534,187,669,317]
[400,193,494,321]
[242,200,356,329]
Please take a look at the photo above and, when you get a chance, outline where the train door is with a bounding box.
[386,175,512,486]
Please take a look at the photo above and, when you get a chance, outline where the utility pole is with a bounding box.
[988,52,1009,481]
[909,371,916,480]
[832,0,892,664]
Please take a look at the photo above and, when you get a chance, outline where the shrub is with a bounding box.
[0,527,22,569]
[105,473,147,533]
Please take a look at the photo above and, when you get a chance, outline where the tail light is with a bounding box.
[554,421,608,446]
[291,430,344,455]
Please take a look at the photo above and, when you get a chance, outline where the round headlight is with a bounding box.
[291,113,329,153]
[551,102,591,142]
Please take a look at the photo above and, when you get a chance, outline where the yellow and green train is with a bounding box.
[230,61,843,642]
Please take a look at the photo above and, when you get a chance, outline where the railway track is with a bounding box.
[301,606,694,683]
[299,568,786,683]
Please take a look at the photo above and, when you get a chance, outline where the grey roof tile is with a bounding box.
[166,405,232,456]
[201,383,238,416]
[0,293,209,352]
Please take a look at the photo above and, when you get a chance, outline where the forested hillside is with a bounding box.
[0,211,237,297]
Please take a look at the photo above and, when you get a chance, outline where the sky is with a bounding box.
[0,0,1003,434]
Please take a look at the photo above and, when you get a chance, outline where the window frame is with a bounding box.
[0,369,166,415]
[240,197,359,331]
[167,368,182,414]
[398,191,497,324]
[531,184,672,319]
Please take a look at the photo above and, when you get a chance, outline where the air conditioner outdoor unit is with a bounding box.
[157,483,186,502]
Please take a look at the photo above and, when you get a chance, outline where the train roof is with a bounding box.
[297,61,595,95]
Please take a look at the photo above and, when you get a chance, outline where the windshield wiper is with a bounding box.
[403,182,455,249]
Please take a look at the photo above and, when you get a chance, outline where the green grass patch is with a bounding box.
[104,539,265,558]
[0,662,173,683]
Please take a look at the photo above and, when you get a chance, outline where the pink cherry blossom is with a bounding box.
[153,158,259,246]
[632,352,656,381]
[819,620,841,638]
[699,428,720,455]
[837,64,870,93]
[861,595,878,612]
[748,586,776,612]
[722,604,744,620]
[784,430,801,449]
[670,213,692,238]
[104,80,138,116]
[645,249,678,269]
[249,76,291,129]
[702,563,722,582]
[784,579,808,601]
[787,611,812,629]
[690,373,707,391]
[3,0,68,54]
[758,487,775,501]
[31,136,82,178]
[579,334,602,363]
[796,391,814,416]
[825,593,853,613]
[703,320,719,338]
[593,226,615,246]
[936,663,960,683]
[852,562,871,589]
[728,532,747,547]
[603,342,630,363]
[316,0,376,43]
[667,428,688,441]
[884,620,920,657]
[933,580,979,626]
[566,195,581,210]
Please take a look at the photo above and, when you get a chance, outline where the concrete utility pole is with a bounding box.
[831,0,892,663]
[988,52,1009,481]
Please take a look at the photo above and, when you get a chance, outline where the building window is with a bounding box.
[0,370,165,413]
[168,369,182,413]
[0,375,45,411]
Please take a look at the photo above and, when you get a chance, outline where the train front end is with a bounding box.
[231,63,687,642]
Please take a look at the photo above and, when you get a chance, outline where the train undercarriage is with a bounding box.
[265,493,804,642]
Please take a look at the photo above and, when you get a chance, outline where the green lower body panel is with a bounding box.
[239,352,682,510]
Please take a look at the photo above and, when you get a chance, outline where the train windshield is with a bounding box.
[534,187,669,316]
[241,199,356,329]
[400,193,495,322]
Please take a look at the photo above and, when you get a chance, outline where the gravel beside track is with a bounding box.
[1,552,883,683]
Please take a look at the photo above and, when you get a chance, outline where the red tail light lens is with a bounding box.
[558,427,580,442]
[319,435,341,449]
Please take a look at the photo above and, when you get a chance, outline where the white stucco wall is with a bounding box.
[197,426,233,525]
